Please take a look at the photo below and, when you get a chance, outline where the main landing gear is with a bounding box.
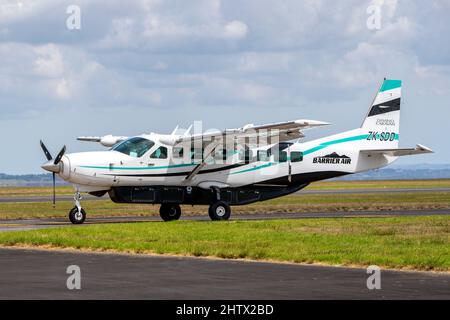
[158,202,231,222]
[208,186,231,221]
[158,187,231,222]
[208,201,231,221]
[159,204,181,221]
[69,192,86,224]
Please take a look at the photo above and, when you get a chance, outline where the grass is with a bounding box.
[306,179,450,190]
[1,179,449,197]
[0,191,449,220]
[0,186,73,197]
[0,216,449,271]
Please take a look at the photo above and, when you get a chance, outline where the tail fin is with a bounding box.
[361,79,401,148]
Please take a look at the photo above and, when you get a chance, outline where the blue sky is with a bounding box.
[0,0,449,174]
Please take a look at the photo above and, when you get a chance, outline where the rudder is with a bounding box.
[361,79,401,148]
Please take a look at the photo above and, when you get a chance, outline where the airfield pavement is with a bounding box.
[0,247,449,300]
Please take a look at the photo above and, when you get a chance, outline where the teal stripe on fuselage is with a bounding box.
[80,163,198,170]
[302,134,369,155]
[229,162,274,175]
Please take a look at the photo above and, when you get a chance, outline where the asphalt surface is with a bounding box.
[0,247,448,299]
[1,186,450,203]
[0,209,449,232]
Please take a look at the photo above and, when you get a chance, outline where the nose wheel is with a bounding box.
[69,192,86,224]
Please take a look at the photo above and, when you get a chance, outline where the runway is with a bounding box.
[0,209,449,232]
[0,247,448,299]
[1,186,449,203]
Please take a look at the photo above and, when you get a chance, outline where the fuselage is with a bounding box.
[57,127,395,193]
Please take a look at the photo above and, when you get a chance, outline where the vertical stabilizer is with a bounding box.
[360,79,401,148]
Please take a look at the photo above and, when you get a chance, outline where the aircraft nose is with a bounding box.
[41,160,61,173]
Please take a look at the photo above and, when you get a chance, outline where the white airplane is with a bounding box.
[40,79,433,224]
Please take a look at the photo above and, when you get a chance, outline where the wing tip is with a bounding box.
[295,119,331,126]
[416,144,434,153]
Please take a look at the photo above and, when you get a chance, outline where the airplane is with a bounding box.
[40,79,433,224]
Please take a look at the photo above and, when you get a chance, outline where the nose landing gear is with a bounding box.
[69,192,86,224]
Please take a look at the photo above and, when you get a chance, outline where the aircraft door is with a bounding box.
[148,145,169,180]
[287,145,292,183]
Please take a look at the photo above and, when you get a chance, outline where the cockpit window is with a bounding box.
[112,137,155,158]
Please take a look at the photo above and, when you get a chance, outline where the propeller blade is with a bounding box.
[53,145,66,165]
[52,172,56,208]
[40,140,53,161]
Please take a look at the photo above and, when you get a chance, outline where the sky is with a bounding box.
[0,0,449,174]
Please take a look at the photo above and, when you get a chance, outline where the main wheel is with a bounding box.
[160,204,181,221]
[69,207,86,224]
[208,201,231,221]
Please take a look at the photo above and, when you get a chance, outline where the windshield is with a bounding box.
[112,137,155,158]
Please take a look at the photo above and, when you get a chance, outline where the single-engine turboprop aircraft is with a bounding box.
[40,79,433,224]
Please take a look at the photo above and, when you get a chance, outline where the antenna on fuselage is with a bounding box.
[184,125,192,136]
[171,125,179,135]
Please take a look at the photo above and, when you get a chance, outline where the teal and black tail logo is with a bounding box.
[368,98,401,116]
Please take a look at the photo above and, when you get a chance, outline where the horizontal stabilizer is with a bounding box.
[360,144,433,157]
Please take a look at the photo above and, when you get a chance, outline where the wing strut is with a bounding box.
[184,142,220,182]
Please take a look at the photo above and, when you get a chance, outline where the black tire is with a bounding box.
[69,207,86,224]
[208,201,231,221]
[160,204,181,221]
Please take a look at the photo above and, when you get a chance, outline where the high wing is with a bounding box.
[170,119,330,183]
[360,144,433,157]
[161,119,330,147]
[77,135,128,147]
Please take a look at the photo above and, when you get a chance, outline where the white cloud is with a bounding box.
[55,78,71,99]
[223,20,248,39]
[0,0,52,24]
[33,44,65,77]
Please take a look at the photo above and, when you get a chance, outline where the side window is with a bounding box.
[213,149,226,161]
[291,151,303,162]
[279,151,287,163]
[191,148,203,160]
[239,149,253,164]
[150,146,168,159]
[173,147,183,158]
[257,150,269,162]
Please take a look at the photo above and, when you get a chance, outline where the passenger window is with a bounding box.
[213,149,224,161]
[191,148,203,160]
[279,151,287,163]
[257,150,269,162]
[239,149,253,164]
[150,146,168,159]
[173,147,183,158]
[214,149,233,161]
[291,151,303,162]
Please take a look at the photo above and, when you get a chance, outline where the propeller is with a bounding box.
[39,140,66,208]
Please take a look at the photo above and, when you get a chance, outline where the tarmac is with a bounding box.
[0,247,449,299]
